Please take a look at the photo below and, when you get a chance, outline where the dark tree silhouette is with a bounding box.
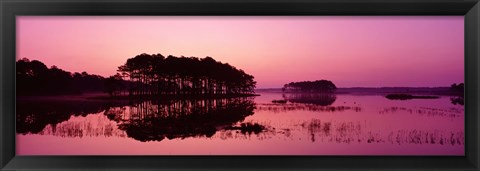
[16,58,50,95]
[116,53,256,97]
[104,74,125,97]
[450,83,464,93]
[283,80,336,93]
[450,82,464,105]
[385,94,439,100]
[16,58,106,95]
[17,54,256,98]
[72,71,106,93]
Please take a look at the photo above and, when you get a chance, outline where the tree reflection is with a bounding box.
[256,103,361,113]
[37,113,126,138]
[17,97,257,142]
[225,122,266,135]
[450,96,464,106]
[105,97,256,142]
[17,97,463,147]
[282,93,336,106]
[16,99,130,134]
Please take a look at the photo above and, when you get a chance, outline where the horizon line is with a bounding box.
[255,86,457,89]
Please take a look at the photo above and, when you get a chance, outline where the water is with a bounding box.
[16,92,464,155]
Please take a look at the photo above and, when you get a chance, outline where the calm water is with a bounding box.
[16,92,464,155]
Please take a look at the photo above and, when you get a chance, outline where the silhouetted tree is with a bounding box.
[283,80,337,93]
[450,82,464,105]
[17,58,50,95]
[117,53,256,97]
[16,58,106,95]
[104,74,125,97]
[450,83,464,92]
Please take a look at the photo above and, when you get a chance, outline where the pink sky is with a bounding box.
[17,16,464,88]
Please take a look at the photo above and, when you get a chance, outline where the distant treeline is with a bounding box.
[450,83,464,93]
[282,80,337,93]
[113,53,256,97]
[16,58,107,95]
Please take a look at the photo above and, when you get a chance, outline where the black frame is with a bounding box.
[1,0,479,170]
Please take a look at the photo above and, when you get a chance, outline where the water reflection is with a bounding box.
[108,97,256,142]
[378,106,463,118]
[225,122,268,135]
[387,129,464,145]
[450,96,464,106]
[18,97,257,142]
[16,99,130,134]
[256,103,362,113]
[294,119,464,145]
[17,97,461,145]
[16,93,464,155]
[38,112,127,138]
[215,119,464,146]
[282,93,336,106]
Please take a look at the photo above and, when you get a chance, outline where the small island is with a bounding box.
[385,94,440,100]
[271,99,287,104]
[278,80,337,106]
[282,80,337,93]
[384,83,463,102]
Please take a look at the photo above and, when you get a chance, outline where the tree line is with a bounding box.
[114,53,256,97]
[282,80,337,93]
[16,58,106,95]
[450,82,464,105]
[17,53,257,97]
[450,83,464,92]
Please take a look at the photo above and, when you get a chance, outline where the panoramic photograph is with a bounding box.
[16,16,464,155]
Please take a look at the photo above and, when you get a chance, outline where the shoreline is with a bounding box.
[17,87,464,101]
[17,93,260,101]
[89,93,260,101]
[256,87,463,96]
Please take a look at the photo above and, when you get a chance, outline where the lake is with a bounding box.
[16,91,464,155]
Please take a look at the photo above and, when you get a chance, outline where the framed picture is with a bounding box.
[1,0,479,170]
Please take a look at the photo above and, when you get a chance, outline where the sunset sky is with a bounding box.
[17,16,464,88]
